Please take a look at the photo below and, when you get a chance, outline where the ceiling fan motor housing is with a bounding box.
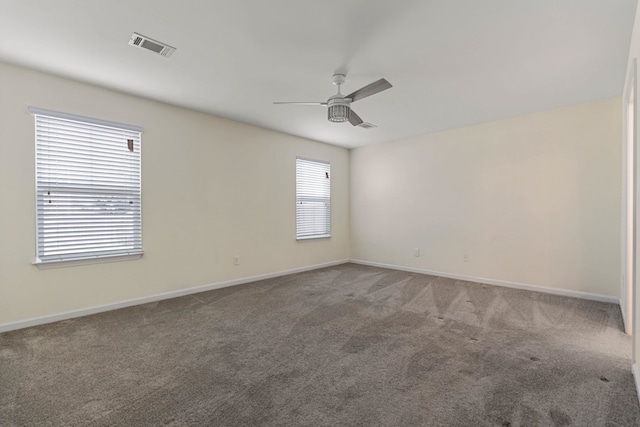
[327,96,351,123]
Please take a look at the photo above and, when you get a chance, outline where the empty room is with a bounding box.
[3,1,640,425]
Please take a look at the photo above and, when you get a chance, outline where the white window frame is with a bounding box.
[30,107,143,268]
[296,157,331,240]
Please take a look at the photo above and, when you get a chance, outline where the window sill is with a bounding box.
[33,252,144,270]
[297,234,331,241]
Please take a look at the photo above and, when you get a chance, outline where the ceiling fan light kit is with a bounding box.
[274,74,392,128]
[327,101,351,123]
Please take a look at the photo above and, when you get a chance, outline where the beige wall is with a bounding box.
[351,97,622,298]
[0,62,350,327]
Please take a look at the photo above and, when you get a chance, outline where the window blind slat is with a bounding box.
[34,112,142,263]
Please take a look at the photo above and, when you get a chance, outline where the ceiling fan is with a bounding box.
[274,74,392,128]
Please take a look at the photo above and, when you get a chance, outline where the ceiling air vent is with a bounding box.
[128,33,176,57]
[358,122,377,129]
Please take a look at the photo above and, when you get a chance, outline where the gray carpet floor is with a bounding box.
[1,263,639,426]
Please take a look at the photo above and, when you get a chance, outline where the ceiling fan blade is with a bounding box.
[347,78,392,103]
[349,110,364,126]
[273,102,327,106]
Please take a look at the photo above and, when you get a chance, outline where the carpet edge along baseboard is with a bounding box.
[0,259,350,333]
[350,259,619,305]
[1,258,619,333]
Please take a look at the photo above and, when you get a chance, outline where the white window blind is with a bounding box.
[296,157,330,239]
[32,108,142,263]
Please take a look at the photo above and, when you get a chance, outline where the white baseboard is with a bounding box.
[0,259,349,333]
[350,259,620,304]
[633,364,640,406]
[621,303,630,335]
[0,258,621,333]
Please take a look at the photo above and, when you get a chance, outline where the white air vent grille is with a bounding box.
[358,122,377,129]
[129,33,175,57]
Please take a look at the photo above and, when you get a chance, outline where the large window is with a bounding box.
[31,107,142,266]
[296,157,330,239]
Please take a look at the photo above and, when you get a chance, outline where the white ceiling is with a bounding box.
[0,1,636,148]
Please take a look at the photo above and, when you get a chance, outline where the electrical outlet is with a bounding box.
[463,254,469,262]
[414,248,420,257]
[233,256,239,266]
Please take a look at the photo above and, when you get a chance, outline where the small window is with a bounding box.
[31,107,142,265]
[296,157,330,239]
